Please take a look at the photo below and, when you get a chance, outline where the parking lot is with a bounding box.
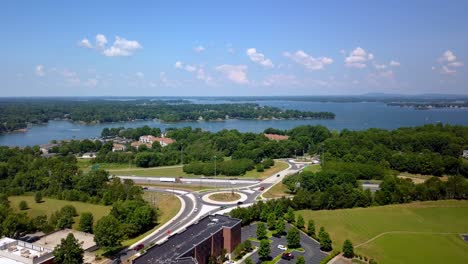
[241,223,327,264]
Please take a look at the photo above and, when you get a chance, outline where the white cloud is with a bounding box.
[345,47,373,68]
[78,38,93,48]
[175,61,183,69]
[196,68,213,84]
[35,65,45,77]
[216,64,249,84]
[390,60,401,67]
[246,48,274,68]
[95,34,107,49]
[438,50,463,75]
[174,61,212,84]
[103,36,142,57]
[283,50,333,70]
[193,45,205,53]
[374,64,387,70]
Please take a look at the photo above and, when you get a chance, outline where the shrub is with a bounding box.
[34,192,43,203]
[19,200,28,210]
[342,239,354,258]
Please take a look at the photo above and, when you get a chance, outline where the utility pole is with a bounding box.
[214,155,217,190]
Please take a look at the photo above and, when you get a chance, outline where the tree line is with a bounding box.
[0,99,335,133]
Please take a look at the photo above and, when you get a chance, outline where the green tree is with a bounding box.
[19,200,28,210]
[267,213,276,230]
[319,228,333,252]
[258,239,271,260]
[243,239,252,251]
[307,219,316,237]
[342,239,354,258]
[256,222,267,240]
[296,256,306,264]
[53,233,84,264]
[275,218,286,235]
[286,227,301,248]
[79,212,94,233]
[296,214,305,230]
[94,215,123,249]
[34,191,43,203]
[285,207,295,223]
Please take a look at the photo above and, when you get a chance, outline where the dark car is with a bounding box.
[258,186,265,191]
[133,244,145,251]
[237,201,243,205]
[281,252,294,260]
[277,174,280,177]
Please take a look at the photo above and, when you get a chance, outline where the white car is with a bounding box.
[278,245,287,250]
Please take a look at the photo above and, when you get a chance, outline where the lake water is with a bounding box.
[1,101,468,147]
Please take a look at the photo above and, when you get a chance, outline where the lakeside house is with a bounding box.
[139,134,176,147]
[39,143,59,155]
[112,143,127,152]
[131,141,152,150]
[264,133,289,141]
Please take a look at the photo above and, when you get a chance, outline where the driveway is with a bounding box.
[241,223,327,264]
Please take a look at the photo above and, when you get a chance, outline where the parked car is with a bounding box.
[133,244,145,251]
[281,252,294,260]
[278,244,287,250]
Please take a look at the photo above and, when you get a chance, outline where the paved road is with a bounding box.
[118,159,309,262]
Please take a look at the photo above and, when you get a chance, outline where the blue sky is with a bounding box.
[1,0,467,96]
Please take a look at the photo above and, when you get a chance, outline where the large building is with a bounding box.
[139,135,176,147]
[0,237,53,264]
[133,215,241,264]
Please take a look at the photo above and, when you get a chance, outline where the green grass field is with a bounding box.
[262,181,291,198]
[104,160,288,179]
[297,200,468,264]
[302,164,321,173]
[9,195,111,230]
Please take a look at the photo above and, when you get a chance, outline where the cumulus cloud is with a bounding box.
[95,34,107,49]
[136,72,144,78]
[345,47,374,68]
[175,61,183,69]
[283,50,333,70]
[175,61,213,84]
[35,65,45,77]
[193,45,205,53]
[216,64,249,84]
[246,48,274,68]
[375,60,401,70]
[79,34,142,57]
[78,38,93,48]
[262,74,299,87]
[85,78,98,87]
[103,36,142,57]
[437,50,463,75]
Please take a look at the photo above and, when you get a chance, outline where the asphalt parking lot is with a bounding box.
[241,223,327,264]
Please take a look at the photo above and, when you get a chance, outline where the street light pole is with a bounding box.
[214,155,217,190]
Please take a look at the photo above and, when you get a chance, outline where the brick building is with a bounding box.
[133,215,241,264]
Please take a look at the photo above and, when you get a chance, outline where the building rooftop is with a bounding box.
[35,229,96,252]
[134,215,241,264]
[0,237,53,264]
[264,133,289,141]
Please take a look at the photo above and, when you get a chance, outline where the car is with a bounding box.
[277,174,281,177]
[220,205,227,209]
[193,207,198,213]
[133,244,144,251]
[281,252,294,260]
[142,187,148,190]
[237,201,243,205]
[258,186,265,191]
[278,244,287,250]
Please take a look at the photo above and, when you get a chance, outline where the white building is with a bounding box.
[0,237,53,264]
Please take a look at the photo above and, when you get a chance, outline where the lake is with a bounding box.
[1,101,468,147]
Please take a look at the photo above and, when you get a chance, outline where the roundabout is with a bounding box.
[202,191,248,205]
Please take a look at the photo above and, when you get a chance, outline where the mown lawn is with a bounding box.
[262,181,291,198]
[106,160,289,179]
[297,200,468,264]
[9,195,111,230]
[302,164,321,173]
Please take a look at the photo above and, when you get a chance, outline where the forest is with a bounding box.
[0,98,335,133]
